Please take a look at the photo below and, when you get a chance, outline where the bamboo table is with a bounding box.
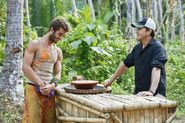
[55,85,177,123]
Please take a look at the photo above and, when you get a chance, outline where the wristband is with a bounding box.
[51,78,59,87]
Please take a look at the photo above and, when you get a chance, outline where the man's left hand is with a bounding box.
[136,91,153,96]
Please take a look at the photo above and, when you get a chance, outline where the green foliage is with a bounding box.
[0,0,6,65]
[23,25,38,48]
[57,10,128,83]
[166,42,185,116]
[0,42,5,66]
[55,0,72,16]
[0,0,6,42]
[29,0,54,36]
[0,93,22,123]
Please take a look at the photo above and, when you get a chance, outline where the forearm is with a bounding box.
[23,65,45,87]
[149,67,161,94]
[51,63,61,87]
[53,72,61,80]
[110,63,128,82]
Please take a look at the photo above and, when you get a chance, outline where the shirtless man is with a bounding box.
[22,18,69,123]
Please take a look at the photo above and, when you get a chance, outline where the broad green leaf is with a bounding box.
[70,40,82,49]
[103,11,114,24]
[90,46,111,56]
[87,23,96,31]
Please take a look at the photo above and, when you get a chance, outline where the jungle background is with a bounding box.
[0,0,185,122]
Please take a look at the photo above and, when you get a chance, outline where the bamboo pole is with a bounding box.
[56,105,76,123]
[57,116,107,123]
[110,113,122,123]
[165,111,177,123]
[58,96,110,119]
[56,105,69,117]
[56,93,105,112]
[56,105,59,123]
[142,96,177,108]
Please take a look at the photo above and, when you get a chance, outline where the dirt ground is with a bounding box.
[172,117,185,123]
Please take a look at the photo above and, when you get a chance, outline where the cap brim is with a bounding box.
[131,23,145,28]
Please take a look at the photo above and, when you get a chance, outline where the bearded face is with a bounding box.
[49,28,66,43]
[49,32,58,43]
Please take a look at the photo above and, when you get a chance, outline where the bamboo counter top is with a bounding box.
[55,84,177,123]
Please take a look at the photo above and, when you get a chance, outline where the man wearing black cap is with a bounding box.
[104,18,167,97]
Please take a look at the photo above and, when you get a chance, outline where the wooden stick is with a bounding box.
[56,104,76,123]
[165,111,177,123]
[110,113,122,123]
[58,96,110,119]
[57,116,107,123]
[55,106,59,123]
[56,104,69,117]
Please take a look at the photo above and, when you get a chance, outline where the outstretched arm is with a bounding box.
[104,63,128,87]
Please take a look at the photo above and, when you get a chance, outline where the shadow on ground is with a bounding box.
[172,116,185,123]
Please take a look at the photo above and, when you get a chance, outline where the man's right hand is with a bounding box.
[40,83,55,96]
[103,79,113,88]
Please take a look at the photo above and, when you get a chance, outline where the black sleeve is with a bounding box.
[151,46,167,69]
[123,48,135,68]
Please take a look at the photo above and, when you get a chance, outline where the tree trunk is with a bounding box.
[0,0,24,105]
[146,0,152,17]
[24,0,31,42]
[170,0,176,40]
[162,0,168,41]
[157,0,163,24]
[177,0,184,42]
[24,0,30,28]
[131,0,136,23]
[152,0,158,24]
[115,0,119,24]
[126,0,136,50]
[126,0,133,39]
[87,0,96,20]
[156,0,163,38]
[97,0,102,15]
[131,0,136,39]
[135,0,142,21]
[71,0,78,17]
[51,0,56,18]
[118,2,123,32]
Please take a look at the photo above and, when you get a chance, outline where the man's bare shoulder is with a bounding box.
[55,46,62,53]
[28,39,39,48]
[55,46,63,60]
[28,39,39,46]
[26,39,39,52]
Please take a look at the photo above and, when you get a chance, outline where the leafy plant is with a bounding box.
[0,93,22,123]
[0,0,6,66]
[166,41,185,116]
[56,8,128,83]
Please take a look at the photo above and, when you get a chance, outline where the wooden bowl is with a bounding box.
[71,80,98,89]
